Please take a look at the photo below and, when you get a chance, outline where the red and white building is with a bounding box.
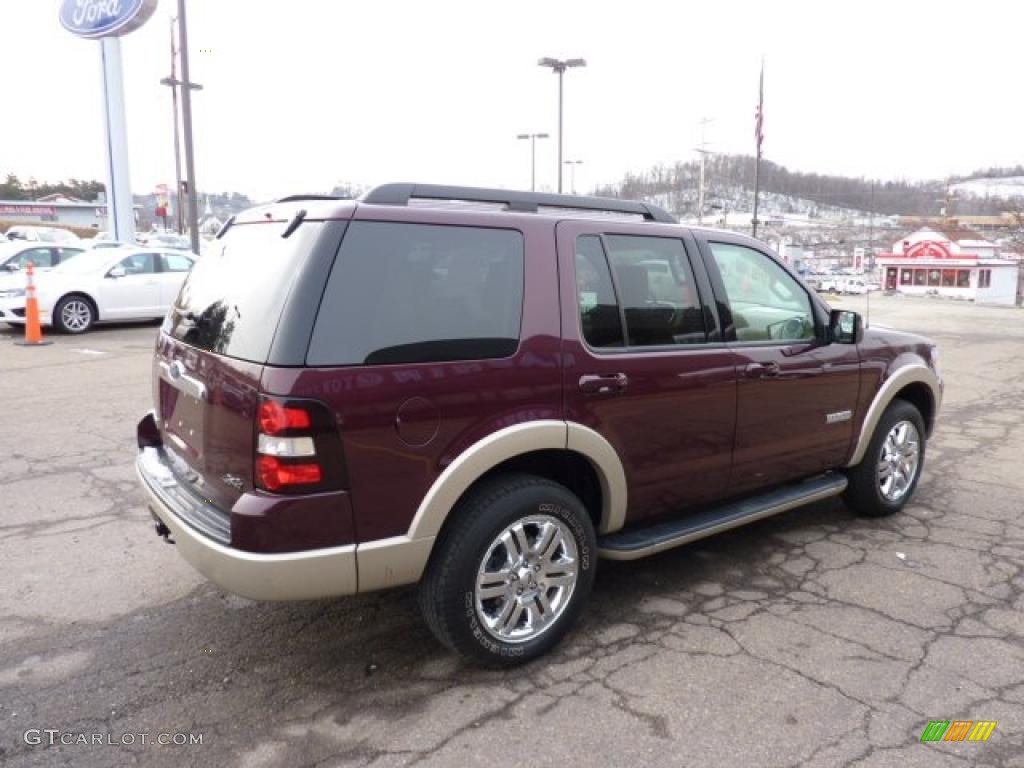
[876,225,1020,306]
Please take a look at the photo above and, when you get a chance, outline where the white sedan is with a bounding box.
[0,247,194,333]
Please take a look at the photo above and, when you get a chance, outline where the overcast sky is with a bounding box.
[2,1,1022,201]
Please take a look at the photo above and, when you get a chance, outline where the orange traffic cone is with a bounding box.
[14,261,52,347]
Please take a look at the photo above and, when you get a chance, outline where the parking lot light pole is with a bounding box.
[537,57,586,193]
[563,159,583,195]
[516,132,549,191]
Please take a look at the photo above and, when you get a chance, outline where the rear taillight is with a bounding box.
[256,456,322,492]
[254,396,347,493]
[258,400,312,434]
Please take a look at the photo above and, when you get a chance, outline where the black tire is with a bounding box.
[418,473,597,666]
[844,399,926,517]
[53,294,95,334]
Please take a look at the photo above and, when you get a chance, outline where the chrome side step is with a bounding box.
[597,472,848,561]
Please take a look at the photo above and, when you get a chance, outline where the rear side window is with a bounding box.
[575,234,706,349]
[163,221,324,361]
[308,222,524,366]
[116,252,157,275]
[160,252,193,272]
[575,235,624,348]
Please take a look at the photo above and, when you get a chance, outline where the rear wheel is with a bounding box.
[418,473,596,666]
[54,295,95,334]
[844,399,926,517]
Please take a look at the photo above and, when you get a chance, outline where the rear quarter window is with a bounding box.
[307,221,524,366]
[163,221,324,361]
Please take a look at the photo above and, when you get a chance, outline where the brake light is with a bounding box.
[255,396,346,493]
[256,455,322,491]
[258,400,312,434]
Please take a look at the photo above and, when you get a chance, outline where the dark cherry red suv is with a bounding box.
[136,184,942,664]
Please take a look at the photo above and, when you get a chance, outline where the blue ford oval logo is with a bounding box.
[59,0,159,39]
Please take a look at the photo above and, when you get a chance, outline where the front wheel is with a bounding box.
[53,295,95,334]
[844,399,926,517]
[418,473,596,666]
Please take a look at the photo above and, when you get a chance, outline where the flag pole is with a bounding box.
[752,57,764,239]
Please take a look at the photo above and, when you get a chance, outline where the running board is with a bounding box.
[598,473,848,561]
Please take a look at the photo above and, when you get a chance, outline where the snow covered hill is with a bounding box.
[951,176,1024,200]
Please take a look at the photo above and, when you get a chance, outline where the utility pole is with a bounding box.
[166,17,183,233]
[694,117,714,225]
[177,0,200,255]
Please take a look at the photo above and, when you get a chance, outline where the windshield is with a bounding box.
[162,221,323,362]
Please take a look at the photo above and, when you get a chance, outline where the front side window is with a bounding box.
[308,222,524,366]
[914,269,927,286]
[14,248,54,268]
[708,242,814,342]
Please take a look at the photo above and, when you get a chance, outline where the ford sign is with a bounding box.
[59,0,159,39]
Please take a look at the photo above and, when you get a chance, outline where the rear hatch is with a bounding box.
[154,214,345,511]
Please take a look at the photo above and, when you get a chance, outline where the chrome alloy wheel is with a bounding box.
[877,420,921,502]
[61,299,92,332]
[474,515,579,644]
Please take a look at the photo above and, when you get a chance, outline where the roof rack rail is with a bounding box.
[274,194,348,203]
[361,183,677,224]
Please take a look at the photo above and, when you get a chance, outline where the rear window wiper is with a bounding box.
[281,209,307,239]
[215,214,235,239]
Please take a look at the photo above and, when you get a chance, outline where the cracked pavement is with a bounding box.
[1,296,1023,767]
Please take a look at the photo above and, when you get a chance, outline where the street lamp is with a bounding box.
[537,57,586,193]
[563,159,583,195]
[516,132,549,191]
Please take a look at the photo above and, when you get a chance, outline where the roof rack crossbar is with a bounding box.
[362,183,677,224]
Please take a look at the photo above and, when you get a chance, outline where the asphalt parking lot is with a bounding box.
[2,295,1023,768]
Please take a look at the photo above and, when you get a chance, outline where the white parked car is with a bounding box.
[4,225,81,243]
[0,247,194,333]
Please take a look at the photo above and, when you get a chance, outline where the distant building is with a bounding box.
[0,197,140,230]
[875,225,1019,305]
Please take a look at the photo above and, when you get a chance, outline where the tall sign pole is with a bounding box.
[752,57,765,239]
[98,38,135,243]
[177,0,201,255]
[60,0,158,243]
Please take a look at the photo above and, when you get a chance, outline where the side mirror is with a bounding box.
[108,265,126,279]
[829,309,863,344]
[3,263,18,272]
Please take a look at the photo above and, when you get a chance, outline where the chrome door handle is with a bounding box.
[745,362,780,379]
[579,373,629,395]
[158,360,207,401]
